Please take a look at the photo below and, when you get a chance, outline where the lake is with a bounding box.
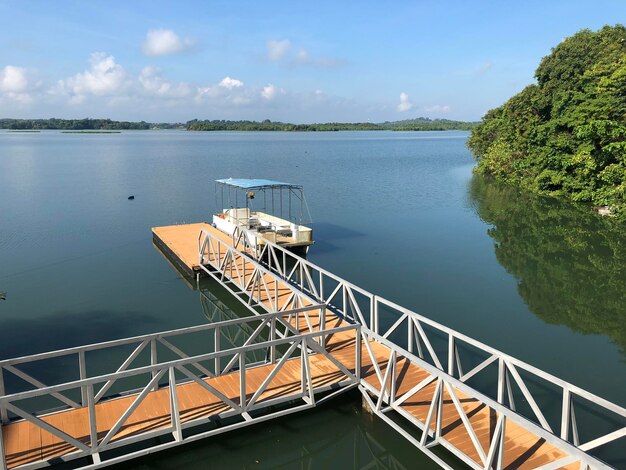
[0,130,624,469]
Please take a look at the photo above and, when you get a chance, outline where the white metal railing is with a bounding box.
[0,307,360,470]
[198,226,320,315]
[197,227,626,470]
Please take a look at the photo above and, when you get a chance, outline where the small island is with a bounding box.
[468,25,626,218]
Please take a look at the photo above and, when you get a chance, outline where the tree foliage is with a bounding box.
[0,118,182,130]
[2,117,477,132]
[185,118,477,132]
[468,25,626,216]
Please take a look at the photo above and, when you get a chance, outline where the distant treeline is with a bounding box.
[1,117,477,132]
[186,118,478,132]
[0,118,182,130]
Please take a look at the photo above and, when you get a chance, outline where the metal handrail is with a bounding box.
[0,305,324,369]
[0,318,359,470]
[198,226,626,469]
[229,226,626,416]
[0,323,357,404]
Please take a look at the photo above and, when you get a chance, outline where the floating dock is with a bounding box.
[2,223,624,470]
[152,223,214,277]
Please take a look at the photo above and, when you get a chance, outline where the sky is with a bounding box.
[0,0,624,123]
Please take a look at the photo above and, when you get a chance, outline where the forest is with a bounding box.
[185,118,477,131]
[1,117,476,132]
[0,118,181,130]
[468,25,626,217]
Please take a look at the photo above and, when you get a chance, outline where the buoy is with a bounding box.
[128,195,135,200]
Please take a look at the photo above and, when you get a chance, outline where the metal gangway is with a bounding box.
[0,307,361,469]
[195,225,626,470]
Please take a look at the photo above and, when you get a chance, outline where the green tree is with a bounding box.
[468,25,626,216]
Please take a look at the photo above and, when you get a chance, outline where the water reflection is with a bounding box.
[115,392,422,470]
[308,222,365,255]
[469,175,626,354]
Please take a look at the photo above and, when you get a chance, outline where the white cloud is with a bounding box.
[0,65,29,92]
[477,61,493,75]
[139,66,193,98]
[142,29,193,56]
[397,92,413,112]
[0,65,33,104]
[59,52,128,99]
[295,49,309,64]
[266,39,342,68]
[424,104,451,113]
[4,51,431,122]
[293,48,342,68]
[261,84,276,100]
[218,76,243,89]
[267,39,291,62]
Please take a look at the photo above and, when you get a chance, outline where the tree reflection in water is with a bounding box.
[469,175,626,354]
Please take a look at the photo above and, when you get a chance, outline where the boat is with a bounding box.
[212,178,314,255]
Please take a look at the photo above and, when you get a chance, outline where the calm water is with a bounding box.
[0,130,624,468]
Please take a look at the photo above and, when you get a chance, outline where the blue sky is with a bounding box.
[0,0,624,122]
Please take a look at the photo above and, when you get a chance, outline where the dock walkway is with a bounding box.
[1,224,624,470]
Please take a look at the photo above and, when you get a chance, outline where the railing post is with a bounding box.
[169,367,182,442]
[301,337,307,395]
[270,317,276,364]
[447,335,455,376]
[408,318,414,354]
[242,258,246,287]
[320,306,326,350]
[342,285,348,319]
[435,380,443,439]
[496,416,506,470]
[390,350,397,403]
[561,388,571,440]
[79,350,87,406]
[87,384,100,463]
[198,232,205,265]
[355,326,362,382]
[215,326,221,375]
[0,414,7,470]
[239,353,246,412]
[151,339,158,391]
[373,296,379,333]
[0,367,7,424]
[571,401,580,446]
[497,358,505,404]
[319,272,324,301]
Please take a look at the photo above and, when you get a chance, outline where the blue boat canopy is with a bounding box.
[215,178,302,190]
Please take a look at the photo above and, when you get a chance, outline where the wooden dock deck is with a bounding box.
[152,223,212,276]
[2,223,621,470]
